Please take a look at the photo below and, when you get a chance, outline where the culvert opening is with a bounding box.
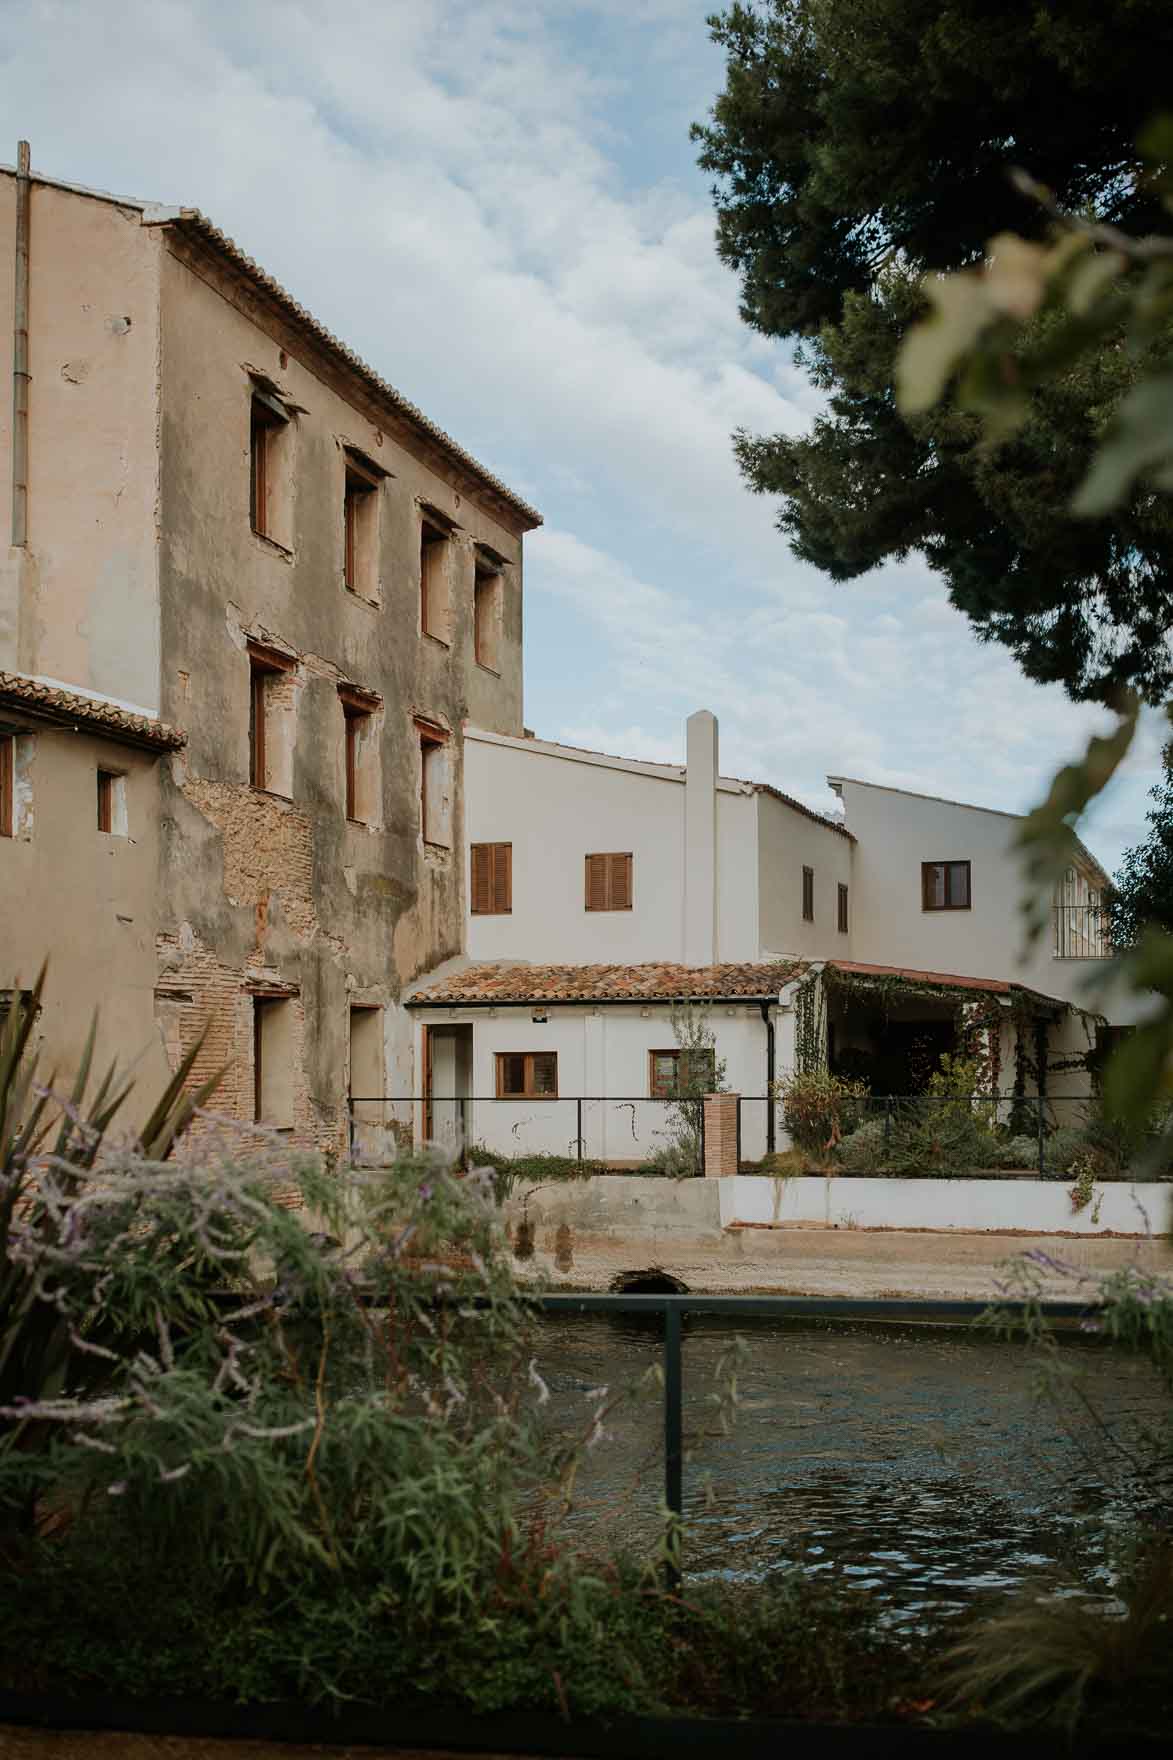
[608,1267,689,1295]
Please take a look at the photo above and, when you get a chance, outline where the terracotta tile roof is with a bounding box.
[0,673,186,752]
[827,960,1013,994]
[750,781,855,841]
[407,960,808,1006]
[824,960,1082,1012]
[159,210,542,532]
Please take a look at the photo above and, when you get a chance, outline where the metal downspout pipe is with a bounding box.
[760,999,776,1154]
[11,139,30,549]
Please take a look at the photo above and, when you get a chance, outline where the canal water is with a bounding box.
[529,1314,1166,1625]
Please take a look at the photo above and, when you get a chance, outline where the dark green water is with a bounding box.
[529,1315,1165,1624]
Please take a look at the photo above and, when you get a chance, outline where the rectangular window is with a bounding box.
[496,1051,558,1098]
[417,719,452,847]
[349,1005,383,1107]
[253,994,295,1127]
[96,769,113,833]
[474,563,503,671]
[471,841,512,913]
[96,769,126,835]
[248,642,296,796]
[837,882,849,934]
[922,860,972,911]
[420,517,451,642]
[249,389,289,541]
[343,449,381,599]
[649,1048,717,1100]
[0,735,12,838]
[338,685,380,824]
[585,851,633,911]
[802,865,815,922]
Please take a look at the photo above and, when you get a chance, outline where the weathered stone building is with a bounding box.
[0,150,540,1143]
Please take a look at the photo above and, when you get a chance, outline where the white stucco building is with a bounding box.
[400,711,1122,1166]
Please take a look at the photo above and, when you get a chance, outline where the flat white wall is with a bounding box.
[722,1174,1168,1235]
[716,789,760,961]
[466,733,687,963]
[839,780,1118,1015]
[757,792,854,960]
[413,1002,782,1162]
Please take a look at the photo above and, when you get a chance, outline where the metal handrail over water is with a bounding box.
[526,1293,1094,1590]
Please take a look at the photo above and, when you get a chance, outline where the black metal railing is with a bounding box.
[350,1091,1103,1178]
[528,1292,1095,1588]
[1053,903,1112,959]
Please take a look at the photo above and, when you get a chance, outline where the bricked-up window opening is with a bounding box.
[585,851,632,911]
[343,449,381,599]
[838,882,849,934]
[349,1005,383,1099]
[649,1048,717,1100]
[471,841,511,914]
[474,563,503,671]
[249,389,289,542]
[416,719,452,847]
[253,994,295,1128]
[802,865,815,923]
[922,860,972,911]
[248,642,296,796]
[420,518,451,642]
[339,685,380,824]
[496,1051,558,1098]
[0,736,12,838]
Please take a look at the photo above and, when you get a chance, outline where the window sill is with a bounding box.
[250,527,294,562]
[251,785,295,805]
[421,631,451,650]
[471,907,512,915]
[475,660,502,678]
[921,905,972,913]
[344,583,381,609]
[423,838,452,853]
[584,906,634,913]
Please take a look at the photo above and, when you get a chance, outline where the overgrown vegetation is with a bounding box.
[463,1143,600,1203]
[646,1003,727,1178]
[936,1256,1173,1734]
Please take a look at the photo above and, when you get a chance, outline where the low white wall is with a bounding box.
[720,1174,1170,1236]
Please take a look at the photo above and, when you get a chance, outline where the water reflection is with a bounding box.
[530,1316,1162,1625]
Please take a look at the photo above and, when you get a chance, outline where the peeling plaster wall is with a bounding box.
[0,725,169,1113]
[0,175,162,706]
[155,239,528,1155]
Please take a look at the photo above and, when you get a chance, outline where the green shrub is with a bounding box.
[466,1144,599,1202]
[835,1117,890,1172]
[776,1069,868,1155]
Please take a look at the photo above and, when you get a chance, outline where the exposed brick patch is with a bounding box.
[182,778,318,943]
[703,1093,740,1178]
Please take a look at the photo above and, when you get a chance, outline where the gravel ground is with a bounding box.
[514,1224,1171,1300]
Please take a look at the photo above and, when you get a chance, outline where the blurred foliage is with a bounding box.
[894,120,1173,1143]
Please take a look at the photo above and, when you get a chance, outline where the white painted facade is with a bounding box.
[401,711,1125,1165]
[464,713,1121,1015]
[414,1002,795,1164]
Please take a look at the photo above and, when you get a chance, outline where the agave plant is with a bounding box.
[0,968,220,1521]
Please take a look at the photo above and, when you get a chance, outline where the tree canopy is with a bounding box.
[1112,744,1173,948]
[694,0,1173,703]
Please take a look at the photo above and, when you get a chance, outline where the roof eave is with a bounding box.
[153,209,542,534]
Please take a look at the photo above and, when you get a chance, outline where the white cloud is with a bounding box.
[3,0,1161,867]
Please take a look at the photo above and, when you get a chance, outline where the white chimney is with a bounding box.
[684,709,718,965]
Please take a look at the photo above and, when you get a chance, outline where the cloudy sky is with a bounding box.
[3,0,1163,864]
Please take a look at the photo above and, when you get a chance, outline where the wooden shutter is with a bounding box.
[472,843,511,914]
[492,842,512,913]
[585,852,608,911]
[610,851,632,910]
[585,852,632,910]
[0,736,12,838]
[471,844,491,914]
